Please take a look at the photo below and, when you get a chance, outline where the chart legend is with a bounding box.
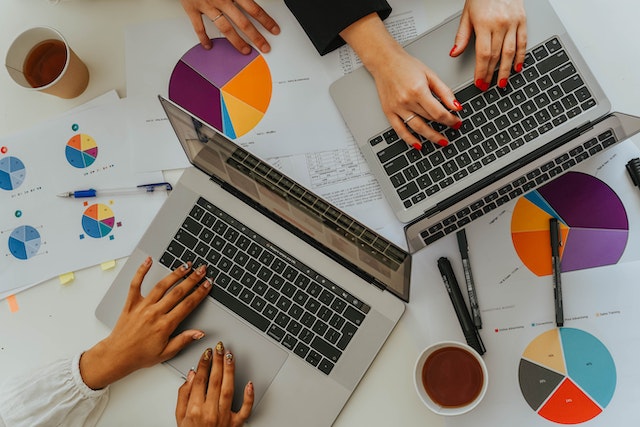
[168,38,272,139]
[511,172,628,276]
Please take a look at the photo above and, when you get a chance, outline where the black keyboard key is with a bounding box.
[384,156,409,176]
[456,83,483,103]
[311,336,342,363]
[537,50,569,74]
[210,287,270,332]
[181,217,203,236]
[306,350,322,367]
[377,140,407,163]
[318,359,335,375]
[294,342,310,359]
[282,334,297,351]
[159,252,176,269]
[337,323,358,350]
[344,306,365,326]
[175,229,198,249]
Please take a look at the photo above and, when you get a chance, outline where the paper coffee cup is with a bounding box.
[5,26,89,99]
[414,341,488,416]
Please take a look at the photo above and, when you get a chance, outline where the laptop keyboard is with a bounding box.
[419,128,617,246]
[159,197,370,375]
[370,36,597,209]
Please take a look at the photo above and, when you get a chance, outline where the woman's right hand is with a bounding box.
[180,0,280,54]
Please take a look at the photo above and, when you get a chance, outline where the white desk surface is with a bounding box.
[1,1,639,426]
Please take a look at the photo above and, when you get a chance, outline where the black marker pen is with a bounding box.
[437,257,486,355]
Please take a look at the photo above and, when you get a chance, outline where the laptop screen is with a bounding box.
[160,96,412,301]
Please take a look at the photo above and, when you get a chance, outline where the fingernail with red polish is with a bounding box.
[475,79,489,91]
[449,44,457,56]
[515,63,523,73]
[499,78,508,89]
[452,121,463,131]
[437,139,448,147]
[453,99,463,111]
[412,142,422,151]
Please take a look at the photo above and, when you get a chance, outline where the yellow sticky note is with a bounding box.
[101,260,117,271]
[59,272,75,285]
[7,295,19,313]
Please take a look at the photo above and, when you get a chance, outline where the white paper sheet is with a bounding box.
[0,98,167,295]
[404,138,640,426]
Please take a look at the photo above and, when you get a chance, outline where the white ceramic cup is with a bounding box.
[414,341,488,416]
[5,26,89,99]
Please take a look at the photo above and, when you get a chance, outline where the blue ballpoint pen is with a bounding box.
[57,182,173,198]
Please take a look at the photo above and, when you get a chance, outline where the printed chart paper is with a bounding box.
[405,138,640,426]
[0,100,166,296]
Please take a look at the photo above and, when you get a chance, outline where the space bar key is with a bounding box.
[210,288,270,332]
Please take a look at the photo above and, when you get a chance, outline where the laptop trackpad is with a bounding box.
[166,297,288,412]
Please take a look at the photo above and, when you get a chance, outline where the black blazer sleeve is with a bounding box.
[284,0,392,55]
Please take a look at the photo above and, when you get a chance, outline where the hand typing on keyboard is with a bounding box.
[451,0,527,91]
[80,259,213,390]
[339,0,527,151]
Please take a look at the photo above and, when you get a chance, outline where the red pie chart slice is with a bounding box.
[537,378,603,424]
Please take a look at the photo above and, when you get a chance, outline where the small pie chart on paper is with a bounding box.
[168,38,272,139]
[8,225,41,260]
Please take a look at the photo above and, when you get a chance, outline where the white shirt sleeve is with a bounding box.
[0,353,109,427]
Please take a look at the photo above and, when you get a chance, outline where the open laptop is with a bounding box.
[96,97,408,426]
[330,0,640,252]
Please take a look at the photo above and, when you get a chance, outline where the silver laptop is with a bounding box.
[96,97,408,426]
[330,0,640,252]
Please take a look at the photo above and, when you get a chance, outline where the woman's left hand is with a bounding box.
[450,0,527,90]
[176,343,254,427]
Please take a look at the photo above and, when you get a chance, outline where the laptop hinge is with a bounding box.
[216,178,384,290]
[419,120,596,220]
[208,173,225,187]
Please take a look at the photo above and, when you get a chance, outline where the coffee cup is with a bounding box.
[414,341,488,416]
[5,26,89,99]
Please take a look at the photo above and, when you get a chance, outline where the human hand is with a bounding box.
[451,0,527,90]
[180,0,280,54]
[368,46,464,150]
[79,258,212,390]
[340,13,463,150]
[176,343,254,427]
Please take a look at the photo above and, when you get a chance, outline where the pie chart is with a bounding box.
[66,134,98,168]
[82,203,115,238]
[518,328,616,424]
[0,156,26,191]
[8,225,41,260]
[511,172,628,276]
[168,38,272,139]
